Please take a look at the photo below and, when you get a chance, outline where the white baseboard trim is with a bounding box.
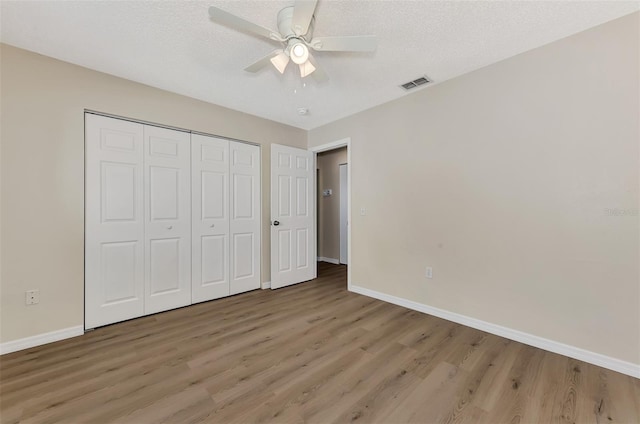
[261,281,271,289]
[350,284,640,378]
[317,257,340,265]
[0,326,84,355]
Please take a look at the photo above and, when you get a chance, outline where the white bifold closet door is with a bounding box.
[191,134,260,302]
[143,125,192,314]
[87,115,260,328]
[229,142,261,295]
[191,134,230,303]
[86,115,191,327]
[85,114,145,329]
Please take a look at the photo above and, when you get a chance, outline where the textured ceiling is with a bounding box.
[1,1,638,130]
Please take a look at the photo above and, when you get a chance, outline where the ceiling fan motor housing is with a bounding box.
[278,6,315,40]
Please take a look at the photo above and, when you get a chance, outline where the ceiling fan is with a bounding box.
[208,0,377,82]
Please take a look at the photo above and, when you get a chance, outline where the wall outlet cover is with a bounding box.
[26,289,40,305]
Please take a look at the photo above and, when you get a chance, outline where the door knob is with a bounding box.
[273,220,280,226]
[210,224,215,228]
[167,225,173,230]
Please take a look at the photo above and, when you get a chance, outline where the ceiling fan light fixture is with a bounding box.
[270,51,290,74]
[290,42,309,65]
[208,2,377,82]
[299,61,316,78]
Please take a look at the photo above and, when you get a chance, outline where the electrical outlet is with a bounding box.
[26,289,39,305]
[425,267,433,279]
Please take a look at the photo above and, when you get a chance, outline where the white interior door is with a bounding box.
[85,114,144,329]
[144,125,191,314]
[271,144,316,289]
[229,142,261,294]
[191,134,230,303]
[339,163,348,265]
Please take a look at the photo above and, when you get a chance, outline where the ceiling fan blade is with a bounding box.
[244,50,284,73]
[307,53,328,82]
[209,6,283,42]
[291,0,318,36]
[310,35,377,52]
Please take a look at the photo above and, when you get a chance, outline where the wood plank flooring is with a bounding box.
[1,262,639,423]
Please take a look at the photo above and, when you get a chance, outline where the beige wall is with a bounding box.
[0,44,307,343]
[309,13,640,365]
[317,147,347,261]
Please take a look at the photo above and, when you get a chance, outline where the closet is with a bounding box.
[85,113,260,329]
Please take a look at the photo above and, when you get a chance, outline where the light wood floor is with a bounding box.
[1,263,639,424]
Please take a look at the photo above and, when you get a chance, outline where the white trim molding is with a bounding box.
[317,257,340,265]
[261,281,271,289]
[350,284,640,379]
[0,326,84,355]
[310,138,350,153]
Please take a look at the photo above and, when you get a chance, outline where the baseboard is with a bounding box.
[261,281,271,289]
[317,257,340,265]
[349,284,640,378]
[0,326,84,355]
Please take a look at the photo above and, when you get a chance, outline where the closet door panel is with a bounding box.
[85,114,144,329]
[144,125,191,314]
[191,134,230,303]
[230,142,260,295]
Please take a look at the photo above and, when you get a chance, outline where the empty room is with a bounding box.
[1,1,639,423]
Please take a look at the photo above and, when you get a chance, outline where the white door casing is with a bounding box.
[271,144,316,289]
[85,114,145,329]
[230,142,261,295]
[191,134,230,303]
[143,125,191,314]
[339,163,348,265]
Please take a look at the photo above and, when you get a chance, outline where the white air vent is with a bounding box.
[400,76,431,91]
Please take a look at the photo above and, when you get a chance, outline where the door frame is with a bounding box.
[339,163,348,265]
[310,138,351,290]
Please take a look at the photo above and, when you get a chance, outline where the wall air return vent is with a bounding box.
[400,75,431,91]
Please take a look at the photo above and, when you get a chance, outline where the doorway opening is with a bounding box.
[311,139,350,284]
